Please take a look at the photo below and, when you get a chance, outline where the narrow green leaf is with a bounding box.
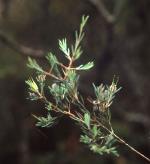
[72,45,83,60]
[76,62,94,70]
[26,78,39,92]
[80,15,89,31]
[45,103,52,111]
[46,53,61,76]
[46,52,58,67]
[80,135,91,144]
[84,113,90,129]
[27,57,43,73]
[92,125,98,137]
[33,114,57,128]
[59,38,70,59]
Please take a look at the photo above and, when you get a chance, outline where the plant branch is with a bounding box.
[40,85,150,163]
[0,31,45,57]
[113,133,150,163]
[39,69,150,162]
[95,120,150,163]
[63,58,74,79]
[87,0,115,23]
[43,71,63,81]
[26,15,150,162]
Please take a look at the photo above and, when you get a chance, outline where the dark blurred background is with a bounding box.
[0,0,150,164]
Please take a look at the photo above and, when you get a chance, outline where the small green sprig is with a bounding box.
[26,16,150,162]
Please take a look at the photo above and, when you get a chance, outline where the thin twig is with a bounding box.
[88,0,115,23]
[43,71,63,81]
[113,133,150,163]
[95,120,150,163]
[63,58,74,79]
[0,31,45,57]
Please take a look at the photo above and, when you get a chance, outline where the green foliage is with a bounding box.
[59,38,71,59]
[26,16,121,157]
[80,135,92,144]
[72,15,89,60]
[26,78,39,93]
[76,62,94,70]
[46,53,61,77]
[92,79,121,112]
[90,142,119,156]
[84,113,91,129]
[33,114,57,128]
[27,57,43,73]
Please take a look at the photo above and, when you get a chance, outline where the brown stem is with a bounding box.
[97,122,150,163]
[113,133,150,163]
[44,71,63,81]
[63,58,74,79]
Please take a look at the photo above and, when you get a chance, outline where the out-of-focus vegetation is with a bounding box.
[0,0,150,164]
